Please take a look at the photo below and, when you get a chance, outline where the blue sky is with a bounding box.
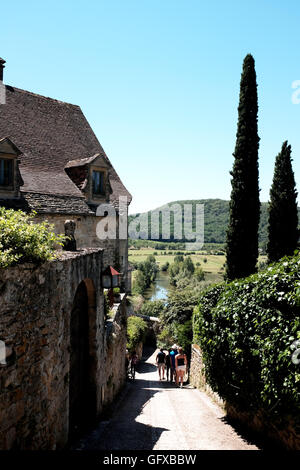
[2,0,300,213]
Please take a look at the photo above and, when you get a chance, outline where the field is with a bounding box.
[129,248,268,285]
[129,248,226,284]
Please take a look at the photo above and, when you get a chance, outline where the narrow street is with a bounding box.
[74,348,260,451]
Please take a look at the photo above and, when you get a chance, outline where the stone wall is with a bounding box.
[189,344,224,407]
[102,294,127,407]
[190,344,300,450]
[225,404,300,451]
[0,249,128,450]
[34,213,130,292]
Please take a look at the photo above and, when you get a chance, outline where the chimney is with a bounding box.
[0,58,6,82]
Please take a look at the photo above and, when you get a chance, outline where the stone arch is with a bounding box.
[68,278,97,440]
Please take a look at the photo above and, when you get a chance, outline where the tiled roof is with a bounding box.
[0,85,132,213]
[64,154,100,168]
[0,193,94,215]
[23,192,95,215]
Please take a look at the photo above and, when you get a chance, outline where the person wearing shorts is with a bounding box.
[175,347,188,388]
[156,348,166,380]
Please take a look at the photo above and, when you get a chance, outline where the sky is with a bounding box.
[2,0,300,214]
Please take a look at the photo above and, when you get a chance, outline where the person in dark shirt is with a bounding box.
[169,344,178,383]
[165,349,172,382]
[156,348,166,380]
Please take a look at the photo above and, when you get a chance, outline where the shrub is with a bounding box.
[140,300,165,317]
[194,266,205,281]
[174,319,193,359]
[157,324,174,349]
[104,290,114,318]
[161,261,169,271]
[127,316,148,352]
[0,208,66,268]
[193,253,300,418]
[183,256,195,274]
[157,318,193,359]
[162,288,201,326]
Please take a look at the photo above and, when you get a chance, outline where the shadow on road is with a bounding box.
[140,345,157,362]
[220,415,282,450]
[73,347,169,450]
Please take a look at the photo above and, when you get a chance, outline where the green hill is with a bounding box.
[128,199,300,246]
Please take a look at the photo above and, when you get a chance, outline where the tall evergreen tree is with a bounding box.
[267,141,299,262]
[225,54,260,280]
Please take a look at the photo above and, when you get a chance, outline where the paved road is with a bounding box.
[75,348,259,450]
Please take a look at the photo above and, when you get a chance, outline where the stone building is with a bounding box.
[0,58,132,449]
[0,57,132,290]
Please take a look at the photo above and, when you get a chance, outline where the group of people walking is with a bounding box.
[156,344,188,388]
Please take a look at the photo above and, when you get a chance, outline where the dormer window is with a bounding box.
[65,154,109,203]
[0,158,13,187]
[92,170,105,196]
[0,138,23,197]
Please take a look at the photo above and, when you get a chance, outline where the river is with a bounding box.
[144,270,170,301]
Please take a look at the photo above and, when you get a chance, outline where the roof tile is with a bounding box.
[0,85,132,212]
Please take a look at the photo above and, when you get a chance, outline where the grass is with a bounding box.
[129,248,226,284]
[129,248,268,285]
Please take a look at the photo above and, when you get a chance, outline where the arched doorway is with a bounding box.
[69,279,97,440]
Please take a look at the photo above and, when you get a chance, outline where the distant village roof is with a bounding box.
[0,84,131,214]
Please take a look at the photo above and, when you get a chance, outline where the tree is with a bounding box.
[140,254,158,285]
[267,141,299,262]
[132,254,159,295]
[194,266,205,281]
[133,270,147,295]
[160,289,200,325]
[183,256,195,274]
[225,54,260,280]
[161,261,169,271]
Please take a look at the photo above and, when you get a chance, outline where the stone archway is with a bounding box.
[68,279,97,440]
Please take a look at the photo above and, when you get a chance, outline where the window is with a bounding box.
[0,159,13,187]
[92,170,105,195]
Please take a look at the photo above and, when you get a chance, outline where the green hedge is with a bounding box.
[0,208,66,268]
[127,316,148,352]
[193,253,300,418]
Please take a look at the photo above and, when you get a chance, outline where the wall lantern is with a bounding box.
[101,266,121,289]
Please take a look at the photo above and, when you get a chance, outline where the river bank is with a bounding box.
[144,270,169,301]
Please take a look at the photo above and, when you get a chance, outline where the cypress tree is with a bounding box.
[267,141,299,262]
[225,54,260,280]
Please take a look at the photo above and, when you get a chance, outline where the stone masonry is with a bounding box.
[190,343,300,450]
[189,344,224,407]
[33,213,130,292]
[0,249,128,450]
